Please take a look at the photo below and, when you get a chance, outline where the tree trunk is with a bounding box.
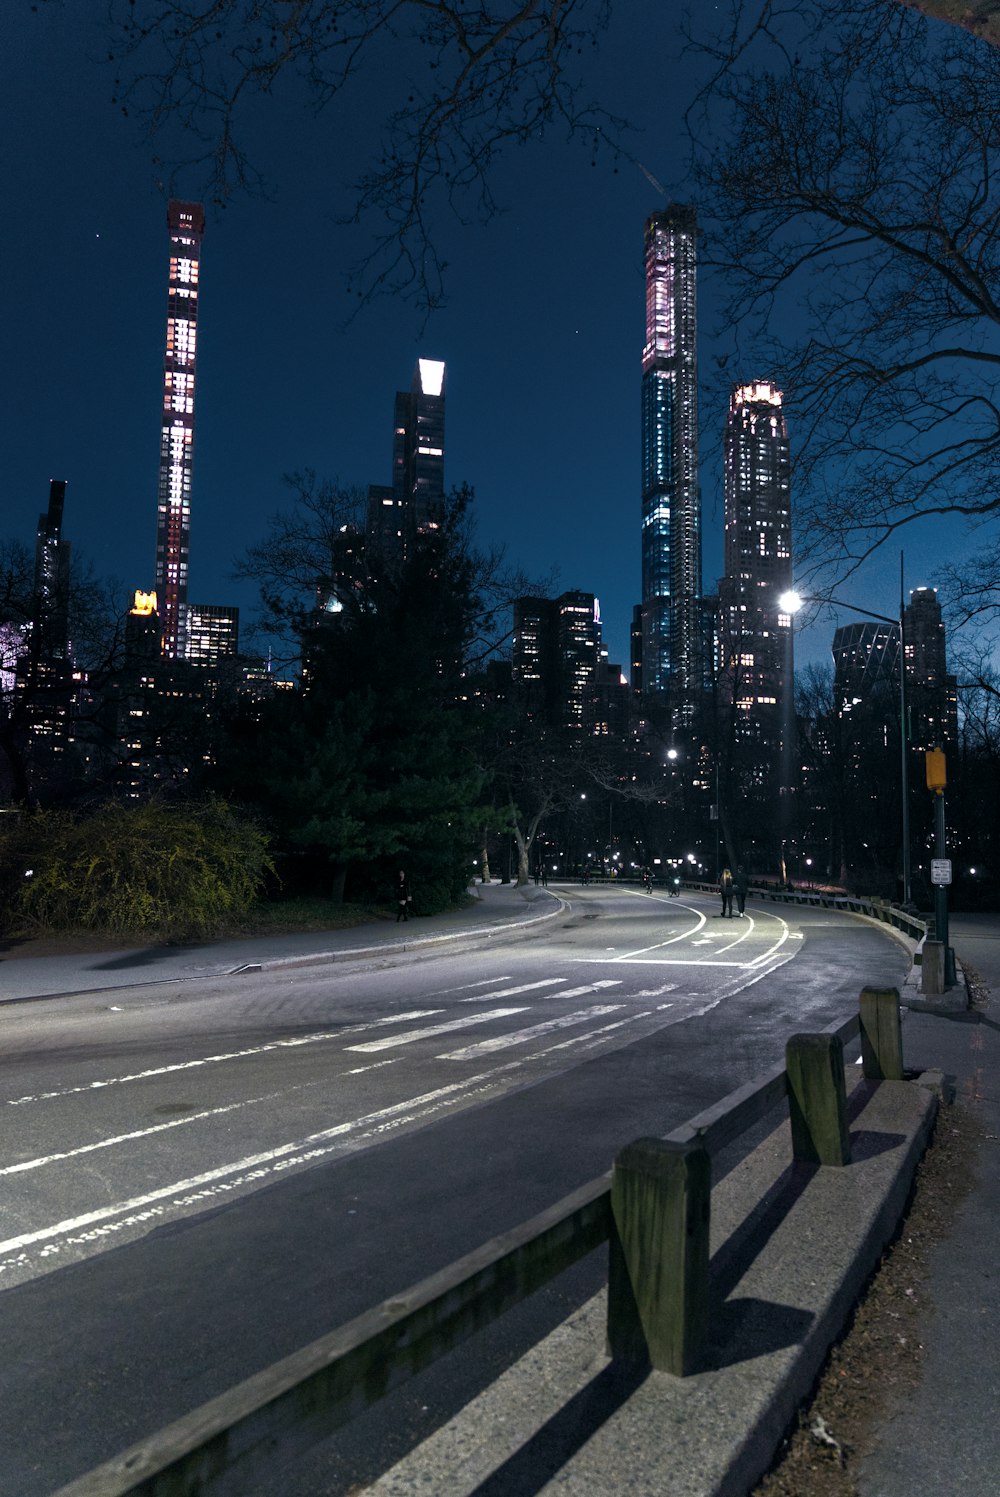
[330,863,347,905]
[479,828,491,883]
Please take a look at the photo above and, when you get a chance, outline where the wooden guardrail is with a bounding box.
[56,989,907,1497]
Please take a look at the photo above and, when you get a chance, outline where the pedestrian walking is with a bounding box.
[395,869,411,922]
[719,867,734,918]
[734,865,748,916]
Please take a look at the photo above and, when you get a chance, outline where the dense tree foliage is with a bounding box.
[0,799,273,939]
[215,484,501,907]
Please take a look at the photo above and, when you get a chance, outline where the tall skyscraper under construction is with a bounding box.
[639,205,701,715]
[154,201,205,659]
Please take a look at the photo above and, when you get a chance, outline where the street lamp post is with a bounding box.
[779,578,911,907]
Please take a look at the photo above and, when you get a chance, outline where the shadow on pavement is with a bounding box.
[91,945,200,971]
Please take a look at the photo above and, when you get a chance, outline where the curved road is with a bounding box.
[0,885,909,1495]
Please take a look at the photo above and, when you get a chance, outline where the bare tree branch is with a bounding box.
[102,0,622,312]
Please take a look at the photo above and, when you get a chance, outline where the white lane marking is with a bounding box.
[577,914,793,971]
[5,1010,447,1107]
[339,1058,401,1076]
[458,978,566,1003]
[344,1007,527,1054]
[0,1096,268,1177]
[437,976,513,994]
[0,1069,521,1261]
[634,984,677,998]
[747,918,791,966]
[0,991,701,1280]
[527,1010,656,1057]
[441,1005,623,1060]
[609,908,708,960]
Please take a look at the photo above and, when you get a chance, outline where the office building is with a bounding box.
[186,604,239,670]
[717,381,793,743]
[904,587,958,750]
[512,591,610,733]
[832,621,900,720]
[831,590,956,753]
[640,205,701,715]
[154,201,205,659]
[367,358,447,571]
[15,479,75,779]
[33,479,71,660]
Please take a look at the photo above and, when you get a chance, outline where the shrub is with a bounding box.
[8,800,274,940]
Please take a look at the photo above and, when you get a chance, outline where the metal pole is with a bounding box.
[899,554,912,906]
[934,790,955,985]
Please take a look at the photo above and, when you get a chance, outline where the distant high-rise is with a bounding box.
[640,205,701,713]
[186,603,239,670]
[367,358,447,571]
[512,591,610,733]
[33,478,71,660]
[903,588,958,750]
[154,201,205,660]
[717,381,793,739]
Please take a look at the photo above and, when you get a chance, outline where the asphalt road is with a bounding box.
[0,885,909,1495]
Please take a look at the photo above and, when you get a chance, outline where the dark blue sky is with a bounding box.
[5,3,965,676]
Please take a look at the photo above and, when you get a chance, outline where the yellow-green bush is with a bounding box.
[5,800,274,940]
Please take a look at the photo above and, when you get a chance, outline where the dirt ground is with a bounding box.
[751,968,990,1497]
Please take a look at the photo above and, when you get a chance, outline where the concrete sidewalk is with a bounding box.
[857,915,1000,1497]
[0,880,563,1004]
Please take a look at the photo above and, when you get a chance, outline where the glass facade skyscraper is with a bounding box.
[718,380,793,737]
[155,201,205,660]
[640,205,701,713]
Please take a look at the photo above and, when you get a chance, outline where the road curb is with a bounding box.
[233,893,569,974]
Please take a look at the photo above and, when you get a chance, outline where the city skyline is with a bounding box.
[5,4,975,682]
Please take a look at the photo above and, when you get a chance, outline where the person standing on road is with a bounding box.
[395,869,411,921]
[719,867,734,918]
[734,865,748,916]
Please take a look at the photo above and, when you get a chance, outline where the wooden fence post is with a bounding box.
[786,1033,851,1166]
[859,987,904,1080]
[606,1136,711,1376]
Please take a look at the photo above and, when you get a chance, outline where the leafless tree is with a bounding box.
[688,0,1000,613]
[99,0,620,312]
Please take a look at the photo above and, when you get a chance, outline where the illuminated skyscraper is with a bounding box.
[512,591,610,733]
[718,380,793,740]
[367,358,447,572]
[640,205,701,713]
[154,201,205,659]
[33,478,71,660]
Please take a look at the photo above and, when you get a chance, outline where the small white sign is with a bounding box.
[931,859,952,886]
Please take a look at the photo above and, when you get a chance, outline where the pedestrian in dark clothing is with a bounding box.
[734,866,748,916]
[719,867,734,918]
[395,870,411,921]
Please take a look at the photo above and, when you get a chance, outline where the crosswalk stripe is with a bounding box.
[441,1004,623,1061]
[459,978,566,1002]
[344,1007,528,1054]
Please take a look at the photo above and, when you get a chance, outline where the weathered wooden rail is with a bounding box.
[56,988,908,1497]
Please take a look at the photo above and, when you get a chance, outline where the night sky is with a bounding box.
[5,3,968,677]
